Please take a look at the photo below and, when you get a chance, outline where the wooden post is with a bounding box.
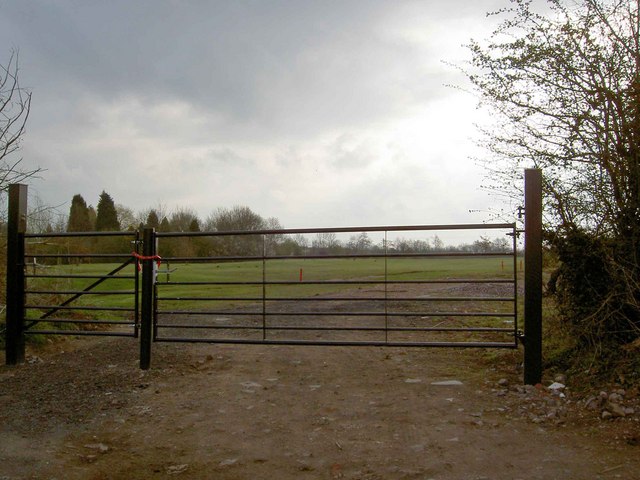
[524,169,543,385]
[5,184,28,365]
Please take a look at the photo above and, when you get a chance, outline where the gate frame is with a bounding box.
[140,227,156,370]
[4,171,543,384]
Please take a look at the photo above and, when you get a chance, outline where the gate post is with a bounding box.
[139,227,156,370]
[524,169,543,385]
[5,184,28,365]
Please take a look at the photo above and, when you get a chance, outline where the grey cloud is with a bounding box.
[2,0,505,232]
[209,147,248,165]
[328,134,375,170]
[1,0,497,140]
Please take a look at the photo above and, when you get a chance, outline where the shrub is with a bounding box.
[547,228,640,350]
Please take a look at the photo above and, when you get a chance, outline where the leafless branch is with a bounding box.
[0,50,41,192]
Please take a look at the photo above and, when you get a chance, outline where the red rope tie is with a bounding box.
[132,251,162,271]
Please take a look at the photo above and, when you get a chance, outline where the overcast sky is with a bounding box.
[1,0,515,235]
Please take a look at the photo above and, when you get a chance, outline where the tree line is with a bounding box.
[20,190,514,259]
[63,191,280,235]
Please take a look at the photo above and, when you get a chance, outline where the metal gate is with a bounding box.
[151,224,520,349]
[4,170,543,384]
[13,229,141,340]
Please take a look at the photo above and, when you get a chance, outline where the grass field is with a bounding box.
[23,256,520,345]
[26,256,518,308]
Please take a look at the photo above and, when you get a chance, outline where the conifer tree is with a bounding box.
[95,191,120,231]
[67,194,93,232]
[159,217,170,232]
[87,206,97,229]
[189,218,200,232]
[145,210,160,229]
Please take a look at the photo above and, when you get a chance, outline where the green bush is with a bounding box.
[547,229,639,350]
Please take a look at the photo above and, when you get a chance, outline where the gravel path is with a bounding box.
[1,337,639,479]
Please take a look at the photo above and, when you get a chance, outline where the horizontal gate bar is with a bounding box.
[155,324,514,332]
[162,252,514,262]
[29,318,136,326]
[159,279,515,286]
[157,222,516,238]
[27,290,135,295]
[26,305,134,312]
[156,310,515,317]
[25,231,137,238]
[157,296,515,302]
[153,337,518,348]
[24,253,135,259]
[25,274,136,280]
[25,330,136,337]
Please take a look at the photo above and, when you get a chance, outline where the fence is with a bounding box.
[151,224,520,350]
[20,231,140,338]
[3,169,543,383]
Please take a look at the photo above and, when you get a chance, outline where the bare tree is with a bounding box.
[312,232,341,254]
[263,216,284,255]
[116,204,137,231]
[347,232,372,253]
[205,206,267,256]
[1,50,40,194]
[27,193,65,233]
[169,206,200,232]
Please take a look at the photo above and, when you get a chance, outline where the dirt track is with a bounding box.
[1,337,639,480]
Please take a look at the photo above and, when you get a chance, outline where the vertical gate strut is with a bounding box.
[140,228,156,370]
